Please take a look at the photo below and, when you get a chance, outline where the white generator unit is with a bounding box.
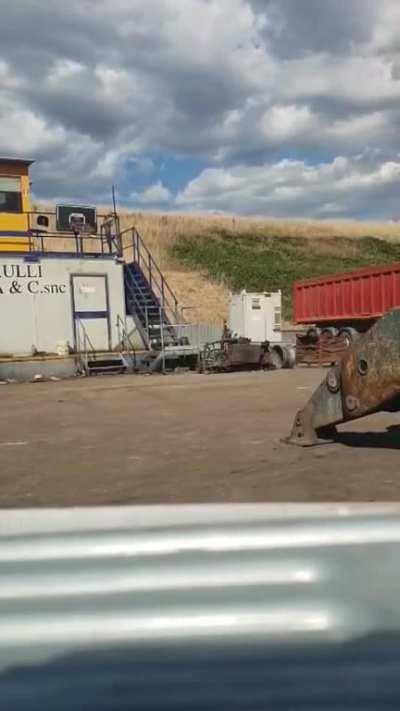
[229,290,282,343]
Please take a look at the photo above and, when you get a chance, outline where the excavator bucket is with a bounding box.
[286,308,400,446]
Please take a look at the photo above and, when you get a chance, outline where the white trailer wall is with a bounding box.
[0,256,143,355]
[229,290,282,343]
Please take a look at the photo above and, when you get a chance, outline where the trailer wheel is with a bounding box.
[306,326,320,343]
[269,345,285,370]
[283,345,296,369]
[321,327,339,340]
[339,327,359,348]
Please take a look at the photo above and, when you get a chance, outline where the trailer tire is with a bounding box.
[321,327,339,340]
[269,345,284,370]
[339,327,359,348]
[306,326,321,343]
[283,345,296,369]
[269,344,296,369]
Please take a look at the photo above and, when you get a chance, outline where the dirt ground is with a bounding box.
[1,368,400,507]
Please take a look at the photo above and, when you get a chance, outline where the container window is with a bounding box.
[251,298,261,310]
[0,177,22,214]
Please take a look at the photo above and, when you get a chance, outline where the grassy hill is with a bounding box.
[37,206,400,323]
[170,229,400,320]
[118,212,400,322]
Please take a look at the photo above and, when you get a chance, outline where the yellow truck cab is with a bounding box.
[0,157,33,252]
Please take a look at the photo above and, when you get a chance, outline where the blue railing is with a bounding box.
[121,227,181,326]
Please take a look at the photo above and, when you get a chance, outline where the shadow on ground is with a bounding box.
[335,425,400,450]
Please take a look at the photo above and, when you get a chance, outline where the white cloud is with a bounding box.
[132,181,172,205]
[0,101,66,155]
[0,59,21,89]
[261,105,318,142]
[278,54,400,110]
[48,59,84,83]
[176,154,400,219]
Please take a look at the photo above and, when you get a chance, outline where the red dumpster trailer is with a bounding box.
[293,262,400,364]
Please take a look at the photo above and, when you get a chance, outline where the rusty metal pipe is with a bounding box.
[286,308,400,446]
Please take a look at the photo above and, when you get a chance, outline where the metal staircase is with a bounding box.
[122,228,181,349]
[72,226,182,375]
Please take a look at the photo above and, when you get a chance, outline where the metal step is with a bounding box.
[136,299,158,305]
[86,356,127,376]
[127,295,160,306]
[88,366,126,375]
[134,303,160,311]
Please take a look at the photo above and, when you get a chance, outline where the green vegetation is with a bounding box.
[171,230,400,320]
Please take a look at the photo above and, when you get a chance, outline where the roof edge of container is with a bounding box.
[294,260,400,287]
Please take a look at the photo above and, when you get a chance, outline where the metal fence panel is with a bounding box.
[160,322,221,349]
[1,503,400,709]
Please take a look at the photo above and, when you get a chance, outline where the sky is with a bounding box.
[0,0,400,219]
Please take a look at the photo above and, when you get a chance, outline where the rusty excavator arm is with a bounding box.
[286,308,400,446]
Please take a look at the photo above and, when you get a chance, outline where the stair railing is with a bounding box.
[123,268,153,346]
[116,314,137,369]
[120,227,181,325]
[75,317,96,375]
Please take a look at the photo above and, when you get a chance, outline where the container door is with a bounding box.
[247,295,266,342]
[72,275,110,351]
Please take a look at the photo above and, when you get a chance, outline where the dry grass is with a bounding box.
[162,270,230,324]
[116,211,400,270]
